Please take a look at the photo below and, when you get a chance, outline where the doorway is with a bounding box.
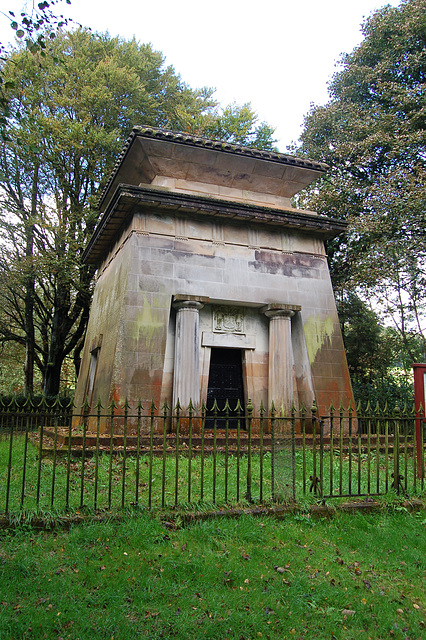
[206,348,245,427]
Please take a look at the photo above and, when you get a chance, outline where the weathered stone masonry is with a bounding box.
[74,126,354,431]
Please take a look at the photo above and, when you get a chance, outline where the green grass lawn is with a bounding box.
[0,509,425,639]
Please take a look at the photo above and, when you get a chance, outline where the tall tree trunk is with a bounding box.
[23,163,39,396]
[43,275,68,397]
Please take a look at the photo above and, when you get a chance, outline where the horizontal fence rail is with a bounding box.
[0,398,425,515]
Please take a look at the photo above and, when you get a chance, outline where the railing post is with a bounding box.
[301,403,306,496]
[374,402,381,494]
[310,402,320,497]
[291,403,296,502]
[161,400,169,509]
[259,401,265,503]
[20,395,31,511]
[174,399,181,507]
[270,402,276,502]
[357,401,362,495]
[209,398,219,503]
[80,397,89,510]
[50,396,60,509]
[245,398,253,503]
[5,397,15,514]
[329,403,334,497]
[187,399,194,504]
[148,400,155,509]
[65,396,74,511]
[135,398,144,507]
[200,400,206,502]
[107,399,117,510]
[94,397,103,511]
[348,403,353,496]
[121,397,129,509]
[339,403,344,495]
[224,399,230,504]
[392,405,402,495]
[36,395,45,508]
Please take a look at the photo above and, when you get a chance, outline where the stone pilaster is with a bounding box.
[172,295,208,410]
[261,304,301,414]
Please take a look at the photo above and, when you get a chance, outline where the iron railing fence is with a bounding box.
[0,398,424,515]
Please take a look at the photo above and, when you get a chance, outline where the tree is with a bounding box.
[296,0,426,361]
[1,0,73,141]
[0,28,276,396]
[337,291,422,405]
[338,292,387,385]
[198,102,277,151]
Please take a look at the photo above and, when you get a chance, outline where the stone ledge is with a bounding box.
[1,500,423,531]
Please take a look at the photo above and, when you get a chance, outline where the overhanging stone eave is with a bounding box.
[83,184,347,266]
[97,125,330,212]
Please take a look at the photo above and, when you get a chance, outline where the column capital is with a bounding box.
[261,303,301,319]
[173,294,209,312]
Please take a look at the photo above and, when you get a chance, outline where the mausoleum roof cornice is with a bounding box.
[98,126,329,213]
[84,184,347,266]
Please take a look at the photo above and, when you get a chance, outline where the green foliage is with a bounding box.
[0,342,27,393]
[0,1,73,141]
[352,379,414,410]
[199,102,278,150]
[297,0,426,363]
[337,292,421,408]
[338,292,386,383]
[0,27,276,396]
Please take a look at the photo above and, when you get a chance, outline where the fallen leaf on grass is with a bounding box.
[348,563,362,575]
[223,571,232,585]
[274,566,286,574]
[342,609,356,618]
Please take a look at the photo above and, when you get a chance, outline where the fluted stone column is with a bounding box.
[262,304,301,414]
[172,295,208,409]
[262,303,301,501]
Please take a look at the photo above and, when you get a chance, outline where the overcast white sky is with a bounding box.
[1,0,402,151]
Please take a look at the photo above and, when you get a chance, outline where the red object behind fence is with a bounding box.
[412,363,426,478]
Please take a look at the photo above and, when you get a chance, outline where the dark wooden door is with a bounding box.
[206,348,245,427]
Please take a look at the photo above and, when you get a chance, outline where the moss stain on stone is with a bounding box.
[134,295,167,351]
[303,314,335,365]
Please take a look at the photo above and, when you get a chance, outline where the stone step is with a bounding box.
[38,427,399,456]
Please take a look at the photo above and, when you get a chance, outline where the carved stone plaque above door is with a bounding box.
[213,306,245,334]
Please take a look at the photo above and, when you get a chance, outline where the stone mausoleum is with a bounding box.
[74,126,353,430]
